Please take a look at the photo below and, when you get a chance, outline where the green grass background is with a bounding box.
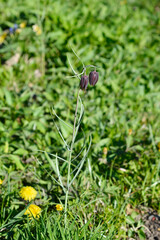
[0,0,160,239]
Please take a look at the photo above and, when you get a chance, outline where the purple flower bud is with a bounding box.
[80,75,88,90]
[89,70,99,86]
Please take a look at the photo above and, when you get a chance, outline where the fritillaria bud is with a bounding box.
[80,75,88,90]
[89,70,99,86]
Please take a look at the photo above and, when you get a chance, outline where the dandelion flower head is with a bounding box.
[0,32,7,44]
[103,147,108,155]
[32,25,42,35]
[20,186,37,201]
[56,204,63,211]
[20,22,26,28]
[0,179,3,185]
[24,204,41,219]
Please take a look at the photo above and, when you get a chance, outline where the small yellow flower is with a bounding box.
[20,186,37,201]
[32,25,42,35]
[20,22,26,28]
[103,147,108,155]
[16,28,22,34]
[56,204,63,211]
[128,129,132,135]
[0,37,5,45]
[0,179,3,185]
[0,32,7,44]
[24,204,41,219]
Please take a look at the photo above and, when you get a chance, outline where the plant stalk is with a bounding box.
[65,88,80,227]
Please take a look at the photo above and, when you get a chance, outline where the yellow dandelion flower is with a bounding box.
[32,25,42,35]
[20,186,37,201]
[103,147,108,155]
[24,204,41,219]
[0,36,5,44]
[56,204,63,211]
[0,179,3,184]
[20,22,26,28]
[0,32,7,44]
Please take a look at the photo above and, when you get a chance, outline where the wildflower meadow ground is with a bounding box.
[0,0,160,239]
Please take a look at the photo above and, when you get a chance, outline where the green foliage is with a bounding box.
[0,0,160,239]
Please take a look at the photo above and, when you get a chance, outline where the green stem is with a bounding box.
[65,88,80,227]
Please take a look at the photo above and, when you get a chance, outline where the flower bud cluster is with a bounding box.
[80,70,99,90]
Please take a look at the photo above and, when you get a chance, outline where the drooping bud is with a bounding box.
[80,75,88,90]
[89,70,99,86]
